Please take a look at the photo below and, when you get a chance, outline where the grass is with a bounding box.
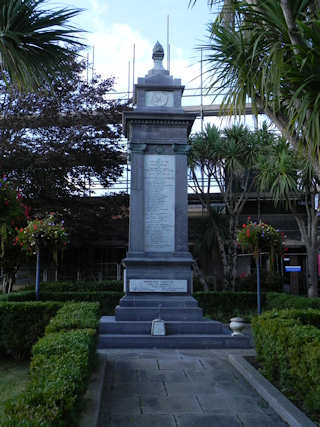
[0,356,30,420]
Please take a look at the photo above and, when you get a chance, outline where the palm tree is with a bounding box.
[191,1,320,174]
[0,0,84,90]
[258,138,320,297]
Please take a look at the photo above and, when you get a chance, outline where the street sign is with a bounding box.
[285,266,301,272]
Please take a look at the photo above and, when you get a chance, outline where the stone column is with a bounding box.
[118,42,199,320]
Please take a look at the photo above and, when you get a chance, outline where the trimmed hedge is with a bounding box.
[252,309,320,415]
[24,279,123,292]
[0,301,61,359]
[0,290,123,315]
[2,302,100,426]
[194,291,265,320]
[45,302,100,333]
[266,292,320,310]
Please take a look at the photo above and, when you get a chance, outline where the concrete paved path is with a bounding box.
[97,349,288,427]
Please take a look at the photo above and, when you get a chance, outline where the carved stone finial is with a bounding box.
[152,41,165,71]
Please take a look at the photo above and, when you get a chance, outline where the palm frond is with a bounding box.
[0,0,85,90]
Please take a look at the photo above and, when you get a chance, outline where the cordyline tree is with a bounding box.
[190,0,320,176]
[0,0,85,90]
[0,55,128,209]
[258,138,320,297]
[188,123,273,290]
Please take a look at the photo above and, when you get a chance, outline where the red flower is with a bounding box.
[33,224,38,230]
[242,224,246,228]
[246,229,250,237]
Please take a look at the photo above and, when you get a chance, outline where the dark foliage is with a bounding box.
[0,301,61,359]
[0,56,129,207]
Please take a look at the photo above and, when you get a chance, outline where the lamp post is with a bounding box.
[35,246,40,300]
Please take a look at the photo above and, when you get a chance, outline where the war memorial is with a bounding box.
[98,42,250,349]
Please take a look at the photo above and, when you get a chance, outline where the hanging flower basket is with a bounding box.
[15,213,68,260]
[237,219,284,256]
[237,219,284,315]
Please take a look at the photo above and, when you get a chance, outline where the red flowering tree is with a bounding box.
[237,219,284,313]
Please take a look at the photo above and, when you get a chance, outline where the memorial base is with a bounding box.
[122,253,194,295]
[115,295,203,321]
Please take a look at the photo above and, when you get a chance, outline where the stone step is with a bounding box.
[98,334,251,349]
[115,306,203,321]
[99,316,228,335]
[118,295,199,308]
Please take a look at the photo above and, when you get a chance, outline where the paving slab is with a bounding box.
[175,414,243,427]
[109,414,176,427]
[141,395,202,414]
[97,349,289,427]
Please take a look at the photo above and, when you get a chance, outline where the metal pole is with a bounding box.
[35,248,40,300]
[200,48,204,133]
[167,15,170,72]
[92,46,95,82]
[256,254,261,315]
[128,61,131,101]
[132,44,135,97]
[86,51,89,84]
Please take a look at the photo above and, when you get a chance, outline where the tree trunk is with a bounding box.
[280,0,303,50]
[2,269,17,294]
[192,260,209,292]
[306,246,318,297]
[225,214,239,291]
[293,211,319,298]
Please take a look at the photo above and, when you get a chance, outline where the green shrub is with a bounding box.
[252,309,320,414]
[32,329,96,364]
[266,292,320,310]
[24,279,123,292]
[45,302,99,333]
[0,290,123,315]
[258,308,320,328]
[3,302,100,426]
[194,291,264,321]
[0,290,39,302]
[0,302,61,359]
[4,351,91,426]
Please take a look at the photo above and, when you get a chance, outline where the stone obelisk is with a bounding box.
[117,42,200,320]
[98,43,251,348]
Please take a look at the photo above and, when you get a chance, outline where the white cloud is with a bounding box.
[86,23,153,94]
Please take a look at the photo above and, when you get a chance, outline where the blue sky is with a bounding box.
[48,0,215,96]
[47,0,259,132]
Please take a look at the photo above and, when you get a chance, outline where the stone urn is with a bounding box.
[229,317,246,336]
